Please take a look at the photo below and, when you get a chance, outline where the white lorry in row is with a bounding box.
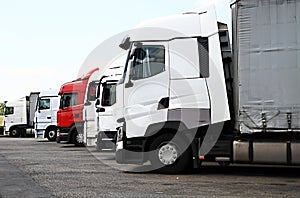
[4,90,59,140]
[114,0,300,173]
[95,65,123,151]
[34,89,60,141]
[4,92,39,137]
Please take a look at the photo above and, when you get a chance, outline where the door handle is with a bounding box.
[47,116,51,119]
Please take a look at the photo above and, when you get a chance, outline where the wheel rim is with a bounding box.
[48,130,56,139]
[76,133,84,144]
[158,143,178,165]
[12,130,17,136]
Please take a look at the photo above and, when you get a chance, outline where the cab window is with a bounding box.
[101,83,116,106]
[131,45,165,80]
[60,93,78,109]
[4,107,14,115]
[38,98,50,110]
[87,82,98,102]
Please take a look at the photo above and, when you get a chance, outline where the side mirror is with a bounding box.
[96,107,105,113]
[125,79,134,88]
[84,101,91,106]
[95,98,100,108]
[119,36,131,50]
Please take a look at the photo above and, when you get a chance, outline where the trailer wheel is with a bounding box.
[149,133,191,173]
[72,130,84,147]
[10,128,20,137]
[46,127,57,142]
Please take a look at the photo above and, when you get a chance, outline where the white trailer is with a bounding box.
[34,89,59,141]
[95,66,123,151]
[4,92,39,137]
[114,0,300,173]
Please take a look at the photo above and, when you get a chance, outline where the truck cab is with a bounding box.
[34,89,60,141]
[95,66,123,151]
[56,68,99,146]
[115,1,300,173]
[114,8,230,172]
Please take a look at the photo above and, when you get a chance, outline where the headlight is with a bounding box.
[116,127,123,142]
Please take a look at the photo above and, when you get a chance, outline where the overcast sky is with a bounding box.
[0,0,231,102]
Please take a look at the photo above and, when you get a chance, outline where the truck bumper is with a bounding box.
[35,129,45,139]
[56,134,68,143]
[56,127,71,143]
[4,130,9,136]
[96,131,117,151]
[115,141,144,164]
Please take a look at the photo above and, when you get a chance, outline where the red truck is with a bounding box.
[56,68,99,146]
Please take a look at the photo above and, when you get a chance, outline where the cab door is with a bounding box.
[83,81,98,145]
[36,97,52,129]
[123,42,169,138]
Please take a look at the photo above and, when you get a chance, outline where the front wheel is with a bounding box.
[149,133,192,173]
[46,128,57,142]
[72,130,84,147]
[10,128,20,137]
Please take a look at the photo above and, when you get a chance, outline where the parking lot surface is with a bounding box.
[0,137,300,198]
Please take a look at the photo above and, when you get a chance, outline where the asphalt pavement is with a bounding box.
[0,137,300,198]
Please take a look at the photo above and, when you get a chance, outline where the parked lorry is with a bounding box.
[114,0,300,173]
[34,89,60,141]
[56,68,99,146]
[95,65,123,151]
[4,92,39,137]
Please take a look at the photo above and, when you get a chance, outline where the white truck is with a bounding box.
[114,0,300,173]
[4,92,39,137]
[95,66,123,151]
[34,89,60,141]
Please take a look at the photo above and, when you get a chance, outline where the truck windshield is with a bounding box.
[101,83,116,106]
[4,107,14,115]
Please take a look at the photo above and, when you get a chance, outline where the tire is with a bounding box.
[149,133,192,174]
[10,128,20,137]
[46,127,57,142]
[72,130,84,147]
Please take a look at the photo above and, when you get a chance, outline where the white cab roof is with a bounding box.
[39,89,58,97]
[129,6,219,42]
